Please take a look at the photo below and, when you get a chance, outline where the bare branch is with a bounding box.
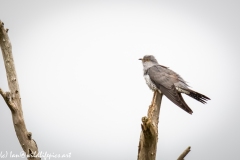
[137,91,163,160]
[137,91,192,160]
[177,146,191,160]
[0,20,40,160]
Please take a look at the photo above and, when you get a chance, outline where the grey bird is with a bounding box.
[139,55,210,114]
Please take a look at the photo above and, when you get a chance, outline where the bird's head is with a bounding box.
[139,55,159,70]
[139,55,158,64]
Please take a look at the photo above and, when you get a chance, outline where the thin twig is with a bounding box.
[177,146,191,160]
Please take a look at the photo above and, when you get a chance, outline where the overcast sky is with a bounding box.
[0,0,240,160]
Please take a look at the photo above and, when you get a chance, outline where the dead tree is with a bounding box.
[0,20,40,160]
[137,91,191,160]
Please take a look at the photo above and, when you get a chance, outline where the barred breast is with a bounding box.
[144,74,158,91]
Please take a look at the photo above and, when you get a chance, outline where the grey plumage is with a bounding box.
[139,55,210,114]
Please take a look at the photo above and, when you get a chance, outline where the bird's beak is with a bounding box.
[139,58,142,60]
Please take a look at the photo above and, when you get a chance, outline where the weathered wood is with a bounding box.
[137,91,163,160]
[0,20,40,160]
[137,91,191,160]
[177,146,191,160]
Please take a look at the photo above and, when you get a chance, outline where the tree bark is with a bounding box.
[137,90,163,160]
[0,20,40,160]
[137,91,191,160]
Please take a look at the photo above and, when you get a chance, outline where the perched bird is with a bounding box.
[139,55,210,114]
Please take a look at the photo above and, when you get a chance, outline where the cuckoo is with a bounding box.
[139,55,210,114]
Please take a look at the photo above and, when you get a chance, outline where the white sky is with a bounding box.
[0,0,240,160]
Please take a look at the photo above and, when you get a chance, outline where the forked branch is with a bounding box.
[0,20,40,160]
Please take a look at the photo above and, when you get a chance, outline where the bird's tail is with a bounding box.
[179,87,211,104]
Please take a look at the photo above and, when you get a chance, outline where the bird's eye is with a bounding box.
[144,58,149,62]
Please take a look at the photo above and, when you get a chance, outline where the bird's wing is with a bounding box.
[147,65,193,114]
[158,85,193,114]
[147,65,180,89]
